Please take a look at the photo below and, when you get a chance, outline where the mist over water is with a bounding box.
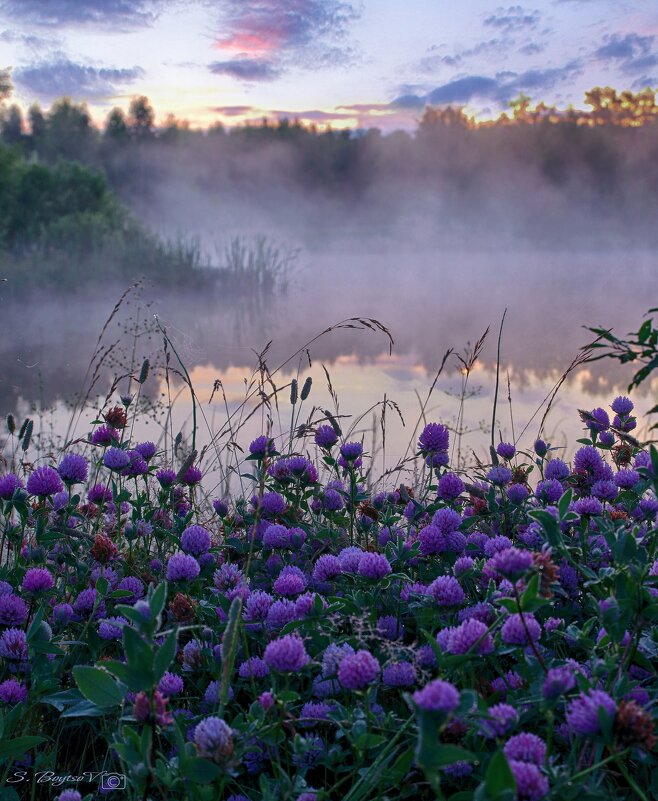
[5,103,658,474]
[3,242,653,478]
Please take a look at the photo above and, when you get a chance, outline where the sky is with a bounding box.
[1,0,658,131]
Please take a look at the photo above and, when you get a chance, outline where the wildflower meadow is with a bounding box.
[0,310,657,801]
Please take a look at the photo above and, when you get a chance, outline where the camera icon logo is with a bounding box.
[101,773,126,791]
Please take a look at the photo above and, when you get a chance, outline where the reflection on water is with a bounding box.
[2,249,655,483]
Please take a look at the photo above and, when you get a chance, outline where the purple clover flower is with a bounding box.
[0,628,28,660]
[382,661,416,687]
[357,552,392,580]
[267,599,297,629]
[489,547,533,579]
[249,435,276,457]
[98,616,127,640]
[312,554,342,582]
[432,507,462,533]
[181,525,211,556]
[57,453,88,484]
[26,466,63,497]
[438,473,465,500]
[212,498,229,517]
[412,679,459,713]
[156,468,177,487]
[574,496,603,516]
[259,492,287,517]
[91,425,118,446]
[543,666,576,699]
[0,595,28,626]
[497,442,516,459]
[545,459,569,481]
[340,441,363,462]
[338,649,380,690]
[611,396,633,415]
[535,479,563,504]
[566,690,617,737]
[21,567,54,594]
[501,613,541,646]
[615,469,640,489]
[487,466,513,486]
[315,425,338,448]
[508,760,549,801]
[504,733,546,765]
[418,423,449,454]
[479,703,518,737]
[0,678,27,704]
[166,552,200,582]
[273,566,307,596]
[446,619,494,655]
[194,716,233,761]
[158,672,184,696]
[182,464,202,485]
[428,575,465,606]
[263,524,290,549]
[507,484,530,504]
[134,441,157,461]
[586,407,610,433]
[238,656,270,679]
[103,448,131,471]
[573,446,606,480]
[264,634,311,672]
[88,484,112,505]
[0,473,23,499]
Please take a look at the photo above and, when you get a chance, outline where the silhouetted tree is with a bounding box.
[0,68,11,102]
[0,104,24,145]
[105,107,129,142]
[128,95,155,140]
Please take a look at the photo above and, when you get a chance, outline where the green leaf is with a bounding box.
[154,627,178,682]
[73,666,123,708]
[59,700,112,718]
[103,659,152,692]
[179,757,221,783]
[485,750,516,799]
[39,688,83,712]
[433,744,477,767]
[123,626,154,680]
[0,736,47,761]
[354,733,387,750]
[558,488,573,519]
[150,581,167,618]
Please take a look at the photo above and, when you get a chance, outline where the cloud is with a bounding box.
[632,75,658,89]
[338,103,396,112]
[212,0,361,78]
[0,0,163,29]
[484,5,540,33]
[0,28,60,50]
[270,108,354,121]
[421,38,510,71]
[519,42,545,55]
[595,33,658,75]
[427,76,501,104]
[212,105,256,117]
[394,61,582,108]
[209,58,280,81]
[14,57,144,102]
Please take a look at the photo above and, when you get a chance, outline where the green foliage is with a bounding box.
[0,140,213,289]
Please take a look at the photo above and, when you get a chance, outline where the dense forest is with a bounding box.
[2,83,658,289]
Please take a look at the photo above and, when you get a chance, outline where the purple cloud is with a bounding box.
[209,59,280,81]
[14,58,144,101]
